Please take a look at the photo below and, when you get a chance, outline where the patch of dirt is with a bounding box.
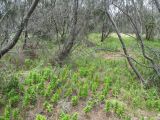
[68,100,119,120]
[82,104,119,120]
[103,52,123,60]
[24,97,45,120]
[104,53,124,60]
[0,107,4,116]
[101,49,136,60]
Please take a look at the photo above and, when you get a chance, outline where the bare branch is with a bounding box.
[0,0,40,59]
[104,1,145,83]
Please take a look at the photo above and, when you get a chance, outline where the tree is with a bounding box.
[55,0,79,64]
[154,0,160,13]
[0,0,40,59]
[104,0,145,83]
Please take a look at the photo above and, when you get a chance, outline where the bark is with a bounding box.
[104,3,145,83]
[0,0,40,59]
[23,22,29,49]
[0,8,12,26]
[56,0,79,64]
[154,0,160,13]
[101,21,111,42]
[131,0,143,36]
[1,30,9,46]
[145,24,154,40]
[113,3,160,78]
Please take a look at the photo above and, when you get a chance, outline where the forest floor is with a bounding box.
[0,33,160,120]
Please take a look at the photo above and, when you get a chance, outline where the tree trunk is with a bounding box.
[55,0,79,64]
[112,3,160,78]
[154,0,160,13]
[0,0,40,59]
[23,22,29,49]
[104,2,145,83]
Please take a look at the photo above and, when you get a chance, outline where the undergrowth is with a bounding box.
[0,33,159,120]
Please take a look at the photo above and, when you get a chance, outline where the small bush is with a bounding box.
[36,114,47,120]
[71,96,78,106]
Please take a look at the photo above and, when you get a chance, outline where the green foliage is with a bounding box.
[3,75,19,93]
[59,112,78,120]
[25,71,43,85]
[83,100,96,113]
[105,100,125,118]
[41,67,52,80]
[79,84,89,98]
[51,92,60,104]
[24,59,33,69]
[83,105,93,113]
[12,108,20,120]
[79,67,89,77]
[43,101,52,113]
[4,105,11,120]
[71,96,78,106]
[7,89,20,106]
[65,88,73,97]
[35,114,47,120]
[1,33,160,119]
[71,113,78,120]
[23,86,37,106]
[91,82,98,93]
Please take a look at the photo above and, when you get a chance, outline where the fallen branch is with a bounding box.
[104,2,145,83]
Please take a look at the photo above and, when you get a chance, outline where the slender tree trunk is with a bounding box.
[23,22,29,49]
[55,0,79,64]
[131,0,143,36]
[0,0,40,59]
[113,3,160,78]
[104,3,145,83]
[101,22,105,42]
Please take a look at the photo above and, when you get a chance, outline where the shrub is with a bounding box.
[36,114,47,120]
[43,101,52,113]
[71,96,78,106]
[79,84,88,98]
[51,92,60,104]
[105,100,125,118]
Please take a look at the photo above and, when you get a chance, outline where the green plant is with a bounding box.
[79,84,88,98]
[23,92,31,106]
[60,67,69,80]
[98,94,105,102]
[25,71,43,85]
[35,114,47,120]
[41,67,52,80]
[105,100,125,118]
[24,59,33,69]
[91,82,98,93]
[59,112,78,120]
[12,108,20,120]
[3,75,19,93]
[105,100,112,112]
[51,92,60,104]
[44,84,52,97]
[4,105,11,120]
[83,105,92,113]
[59,112,70,120]
[23,86,37,106]
[43,101,52,113]
[65,88,73,97]
[71,96,78,106]
[71,113,78,120]
[37,82,45,95]
[79,67,89,77]
[7,89,20,106]
[114,102,125,117]
[72,73,79,84]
